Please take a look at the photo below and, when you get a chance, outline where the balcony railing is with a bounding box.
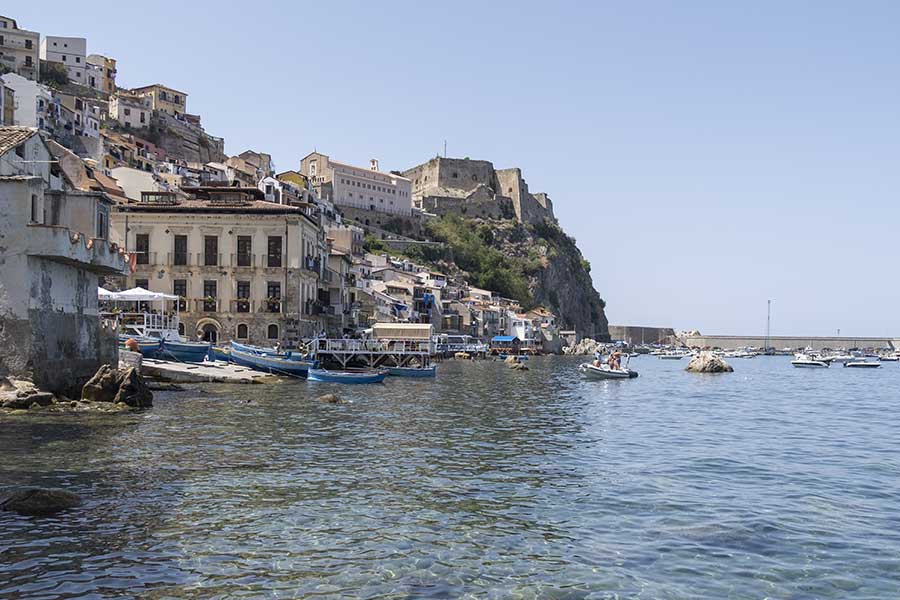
[194,298,220,312]
[197,253,221,267]
[230,298,252,313]
[135,251,156,266]
[168,251,190,266]
[263,300,282,313]
[265,254,283,268]
[231,253,255,268]
[304,256,320,272]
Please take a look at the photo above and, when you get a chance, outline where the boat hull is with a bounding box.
[230,349,316,376]
[579,363,638,379]
[231,341,311,362]
[792,361,828,368]
[845,362,881,368]
[119,336,162,358]
[308,369,387,384]
[387,365,437,378]
[157,340,211,362]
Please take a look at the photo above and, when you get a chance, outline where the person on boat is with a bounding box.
[608,351,622,370]
[593,352,604,368]
[273,342,281,354]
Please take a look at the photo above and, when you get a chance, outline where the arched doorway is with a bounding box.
[195,318,222,344]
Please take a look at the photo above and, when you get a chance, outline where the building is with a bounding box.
[0,72,51,128]
[109,92,151,129]
[86,54,116,95]
[109,184,324,345]
[0,127,126,394]
[300,152,412,216]
[39,36,87,83]
[130,84,187,117]
[0,16,39,80]
[1,83,13,125]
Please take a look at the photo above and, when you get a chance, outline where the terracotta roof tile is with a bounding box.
[0,127,38,157]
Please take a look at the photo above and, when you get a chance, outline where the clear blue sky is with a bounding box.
[21,1,900,336]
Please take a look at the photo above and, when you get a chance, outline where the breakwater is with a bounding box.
[683,334,898,351]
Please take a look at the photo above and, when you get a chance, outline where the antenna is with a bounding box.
[443,140,447,157]
[765,299,772,352]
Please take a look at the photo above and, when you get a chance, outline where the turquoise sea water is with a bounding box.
[1,355,899,598]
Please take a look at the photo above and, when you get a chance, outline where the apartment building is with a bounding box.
[0,16,39,80]
[40,36,87,83]
[300,152,412,216]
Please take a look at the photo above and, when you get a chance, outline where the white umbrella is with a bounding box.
[98,287,116,300]
[106,287,178,302]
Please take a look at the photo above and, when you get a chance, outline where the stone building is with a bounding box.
[0,15,39,80]
[39,36,88,84]
[402,157,555,225]
[130,84,188,117]
[300,152,413,217]
[0,127,125,394]
[109,184,325,346]
[109,92,151,129]
[86,54,116,96]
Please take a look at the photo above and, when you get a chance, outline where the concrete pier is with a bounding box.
[139,358,276,384]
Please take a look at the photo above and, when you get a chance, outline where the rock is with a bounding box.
[504,355,519,365]
[508,362,529,371]
[3,391,54,410]
[1,488,82,516]
[563,338,604,356]
[82,365,153,408]
[318,393,342,404]
[686,352,734,373]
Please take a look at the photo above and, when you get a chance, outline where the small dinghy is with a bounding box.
[879,355,899,362]
[844,360,881,369]
[791,355,829,368]
[387,365,437,378]
[308,369,387,384]
[119,336,162,358]
[578,363,638,380]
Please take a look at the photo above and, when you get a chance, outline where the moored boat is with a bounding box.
[230,348,317,377]
[119,335,161,358]
[845,360,881,369]
[791,354,829,368]
[157,339,211,362]
[209,345,232,362]
[578,362,639,379]
[387,365,437,377]
[308,368,387,384]
[230,341,311,362]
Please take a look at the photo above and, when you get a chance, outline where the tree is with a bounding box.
[39,62,69,87]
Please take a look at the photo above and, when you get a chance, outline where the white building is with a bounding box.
[0,72,52,128]
[0,15,40,80]
[109,93,151,129]
[39,36,87,83]
[300,152,412,216]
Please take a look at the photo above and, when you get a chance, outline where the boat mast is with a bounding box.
[765,299,771,352]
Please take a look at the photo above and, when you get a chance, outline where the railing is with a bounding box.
[263,300,282,313]
[168,251,190,266]
[135,251,156,266]
[231,253,255,267]
[304,256,321,272]
[314,338,435,354]
[321,269,334,283]
[230,298,252,313]
[265,254,283,268]
[174,296,187,312]
[194,298,220,312]
[198,253,221,267]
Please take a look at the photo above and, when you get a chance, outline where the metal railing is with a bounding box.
[198,253,221,267]
[135,251,155,266]
[231,253,255,267]
[194,298,220,312]
[263,300,282,313]
[230,298,252,313]
[265,254,283,268]
[168,251,190,266]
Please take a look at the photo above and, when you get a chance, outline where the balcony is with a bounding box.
[168,251,191,267]
[230,298,253,313]
[304,256,321,273]
[264,254,283,268]
[263,299,282,313]
[135,251,156,267]
[193,298,220,313]
[231,253,255,268]
[197,252,221,267]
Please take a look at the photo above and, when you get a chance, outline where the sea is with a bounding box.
[2,355,899,599]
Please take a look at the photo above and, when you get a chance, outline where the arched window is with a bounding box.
[267,324,279,339]
[236,324,248,339]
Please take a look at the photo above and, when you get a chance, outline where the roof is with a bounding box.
[491,335,519,343]
[0,127,38,157]
[131,83,187,96]
[114,198,302,213]
[372,322,434,340]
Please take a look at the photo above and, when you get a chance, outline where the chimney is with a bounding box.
[370,158,379,172]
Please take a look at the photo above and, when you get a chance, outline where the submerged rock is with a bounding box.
[318,393,343,404]
[686,352,734,373]
[1,488,82,516]
[82,366,153,408]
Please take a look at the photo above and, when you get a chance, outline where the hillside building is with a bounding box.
[40,36,87,83]
[0,16,39,80]
[300,152,412,216]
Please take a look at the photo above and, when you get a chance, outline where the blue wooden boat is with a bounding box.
[231,341,310,362]
[119,335,161,358]
[209,346,232,362]
[230,348,317,377]
[308,368,387,384]
[157,339,211,362]
[387,365,437,378]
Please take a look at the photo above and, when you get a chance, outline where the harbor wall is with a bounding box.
[609,325,675,345]
[683,335,897,351]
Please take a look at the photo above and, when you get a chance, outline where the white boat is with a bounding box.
[658,351,688,360]
[878,354,899,362]
[827,354,854,363]
[791,354,829,368]
[578,362,638,379]
[844,360,881,369]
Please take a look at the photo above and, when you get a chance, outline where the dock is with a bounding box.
[139,358,277,384]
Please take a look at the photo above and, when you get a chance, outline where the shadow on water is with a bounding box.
[2,355,900,598]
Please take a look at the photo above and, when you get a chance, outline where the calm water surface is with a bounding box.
[2,356,899,598]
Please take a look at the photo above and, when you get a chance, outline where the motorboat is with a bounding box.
[387,365,437,377]
[791,354,829,368]
[578,362,639,379]
[826,354,854,363]
[658,351,688,360]
[878,354,899,362]
[845,360,881,369]
[308,368,387,384]
[230,348,318,377]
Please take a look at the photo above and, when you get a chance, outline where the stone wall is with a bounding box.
[338,206,428,239]
[418,193,514,220]
[683,335,896,351]
[608,325,676,345]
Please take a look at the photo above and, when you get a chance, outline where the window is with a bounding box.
[267,236,282,267]
[140,112,145,124]
[75,56,80,63]
[236,324,249,339]
[236,281,250,313]
[25,55,32,66]
[62,55,67,62]
[236,235,252,266]
[96,210,107,239]
[266,282,281,312]
[204,235,218,266]
[25,39,32,49]
[203,280,217,311]
[30,194,37,222]
[135,233,149,264]
[173,279,187,311]
[267,324,279,340]
[173,235,188,265]
[135,279,149,292]
[124,108,131,116]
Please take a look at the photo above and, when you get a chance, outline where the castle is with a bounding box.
[402,157,555,225]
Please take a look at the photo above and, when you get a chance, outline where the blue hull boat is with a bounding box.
[231,341,310,362]
[230,348,317,377]
[387,365,437,378]
[157,340,211,363]
[119,336,161,358]
[308,369,387,384]
[209,346,232,362]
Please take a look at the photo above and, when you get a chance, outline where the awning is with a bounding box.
[372,322,434,340]
[98,287,178,301]
[491,335,519,343]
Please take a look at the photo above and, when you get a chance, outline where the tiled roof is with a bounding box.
[0,127,38,157]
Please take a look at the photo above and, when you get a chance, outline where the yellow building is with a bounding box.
[131,83,188,117]
[86,54,117,96]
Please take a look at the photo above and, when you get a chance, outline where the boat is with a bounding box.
[209,345,232,362]
[578,362,638,379]
[387,365,437,377]
[308,368,387,384]
[791,354,829,368]
[879,354,899,362]
[658,351,688,360]
[230,341,311,361]
[844,360,881,369]
[230,348,317,377]
[119,335,161,358]
[156,339,211,362]
[827,354,854,363]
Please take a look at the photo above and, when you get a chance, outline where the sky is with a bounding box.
[20,1,900,336]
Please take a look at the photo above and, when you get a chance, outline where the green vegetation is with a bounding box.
[39,62,69,87]
[425,215,533,307]
[363,235,387,253]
